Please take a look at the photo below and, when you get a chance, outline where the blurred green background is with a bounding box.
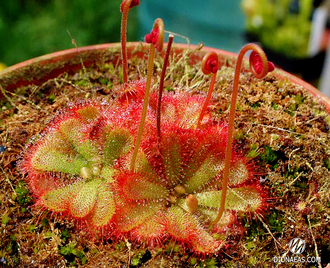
[0,0,138,67]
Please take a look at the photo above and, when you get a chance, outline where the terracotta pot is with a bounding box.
[1,42,330,113]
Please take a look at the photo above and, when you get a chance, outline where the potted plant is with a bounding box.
[0,1,329,267]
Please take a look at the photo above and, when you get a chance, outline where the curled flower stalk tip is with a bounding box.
[144,18,164,52]
[249,50,275,78]
[197,51,219,128]
[202,52,219,75]
[120,0,140,12]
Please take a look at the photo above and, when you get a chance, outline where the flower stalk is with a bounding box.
[197,52,219,128]
[157,34,174,140]
[212,43,274,224]
[120,0,140,84]
[130,18,164,171]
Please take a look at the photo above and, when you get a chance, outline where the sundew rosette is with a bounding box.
[19,90,267,254]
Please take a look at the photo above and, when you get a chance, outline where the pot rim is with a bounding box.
[1,42,330,112]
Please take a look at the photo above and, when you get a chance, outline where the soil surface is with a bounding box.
[0,46,329,267]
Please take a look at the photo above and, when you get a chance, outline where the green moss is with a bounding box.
[15,87,27,96]
[324,157,330,170]
[249,100,261,109]
[246,241,256,250]
[260,146,278,170]
[271,101,278,110]
[165,86,175,92]
[28,225,37,233]
[284,167,299,179]
[247,144,260,158]
[44,230,53,239]
[165,242,182,254]
[98,77,109,85]
[48,94,56,103]
[59,242,87,265]
[266,211,285,233]
[235,130,246,141]
[294,93,306,105]
[74,79,90,86]
[294,180,308,189]
[288,103,297,111]
[285,109,295,116]
[14,181,31,206]
[190,257,197,265]
[61,229,71,242]
[1,214,10,225]
[130,249,146,266]
[115,241,126,251]
[91,248,98,254]
[41,218,49,227]
[197,258,217,268]
[236,102,244,112]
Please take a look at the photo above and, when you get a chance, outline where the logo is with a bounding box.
[273,237,321,264]
[288,238,306,254]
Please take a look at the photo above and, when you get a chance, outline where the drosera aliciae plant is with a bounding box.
[18,47,271,255]
[18,88,269,254]
[17,2,276,257]
[0,1,328,265]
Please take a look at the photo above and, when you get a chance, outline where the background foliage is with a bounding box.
[242,0,314,58]
[0,0,138,66]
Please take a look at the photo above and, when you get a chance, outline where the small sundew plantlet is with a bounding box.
[19,4,273,255]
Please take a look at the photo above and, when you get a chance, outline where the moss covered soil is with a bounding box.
[0,45,329,267]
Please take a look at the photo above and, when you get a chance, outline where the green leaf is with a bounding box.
[165,206,220,253]
[102,128,133,166]
[183,133,225,193]
[185,155,223,193]
[90,182,116,227]
[228,160,250,185]
[2,214,10,225]
[99,166,116,183]
[121,172,168,200]
[196,185,263,212]
[162,133,182,187]
[59,118,100,163]
[116,202,162,232]
[69,179,102,218]
[131,215,165,239]
[76,106,100,121]
[31,131,88,175]
[42,181,84,212]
